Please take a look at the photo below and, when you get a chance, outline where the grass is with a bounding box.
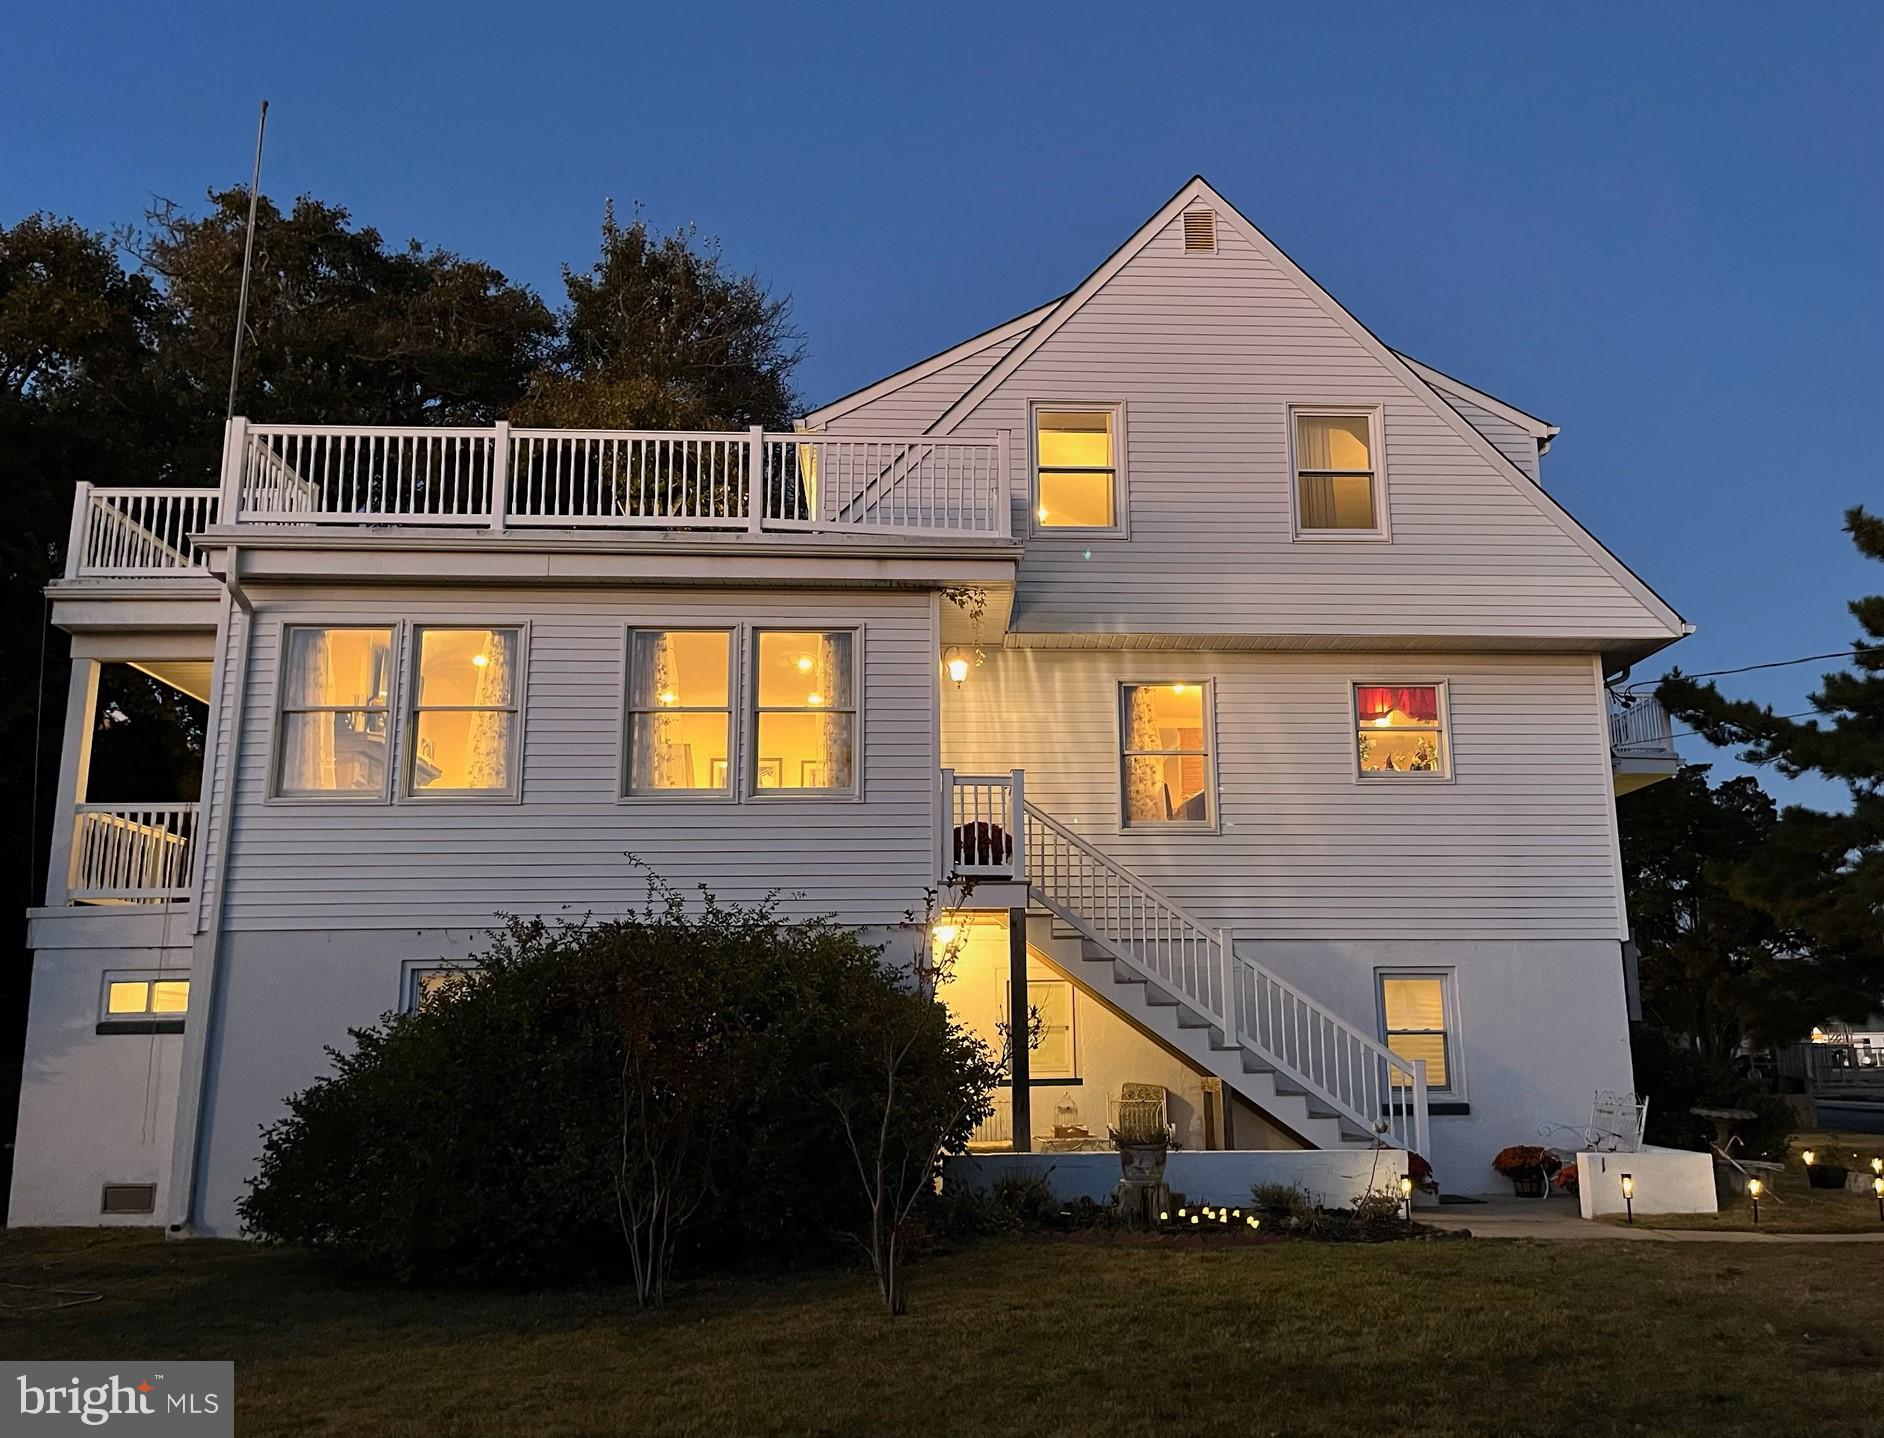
[5,1228,1883,1436]
[1615,1130,1884,1234]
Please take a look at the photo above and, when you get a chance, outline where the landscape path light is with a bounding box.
[1620,1172,1634,1225]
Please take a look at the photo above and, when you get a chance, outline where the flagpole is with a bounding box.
[225,99,269,423]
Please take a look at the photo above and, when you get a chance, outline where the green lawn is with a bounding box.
[1617,1130,1884,1234]
[4,1228,1881,1437]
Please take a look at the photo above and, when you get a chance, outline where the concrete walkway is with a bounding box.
[1420,1194,1884,1243]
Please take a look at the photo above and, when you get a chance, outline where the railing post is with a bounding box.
[937,768,955,884]
[1007,767,1025,881]
[1411,1058,1430,1160]
[218,417,248,521]
[1217,928,1237,1043]
[994,429,1013,537]
[490,421,510,532]
[747,426,766,533]
[65,481,93,579]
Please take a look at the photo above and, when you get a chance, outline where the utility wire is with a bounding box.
[1667,708,1823,744]
[1618,644,1884,693]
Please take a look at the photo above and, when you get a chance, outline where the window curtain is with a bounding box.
[1355,686,1438,723]
[1124,686,1165,820]
[821,633,854,785]
[627,632,689,788]
[282,630,336,792]
[464,630,514,789]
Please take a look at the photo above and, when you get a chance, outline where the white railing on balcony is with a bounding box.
[69,803,198,903]
[66,485,219,578]
[1608,693,1677,758]
[1020,801,1428,1157]
[226,420,1011,538]
[939,769,1025,880]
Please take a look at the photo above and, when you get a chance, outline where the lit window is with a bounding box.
[1380,972,1454,1092]
[1354,683,1448,777]
[1035,409,1117,528]
[1295,411,1380,533]
[409,628,522,795]
[1029,980,1077,1080]
[275,627,394,796]
[101,974,189,1029]
[1121,682,1212,823]
[406,966,474,1012]
[626,630,732,794]
[754,631,856,792]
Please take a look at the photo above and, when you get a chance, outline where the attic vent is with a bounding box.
[101,1183,157,1215]
[1182,208,1217,254]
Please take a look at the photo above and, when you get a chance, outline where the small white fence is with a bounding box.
[67,486,219,578]
[69,803,198,903]
[939,769,1025,879]
[1608,693,1676,757]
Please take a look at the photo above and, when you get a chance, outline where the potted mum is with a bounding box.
[1492,1144,1555,1199]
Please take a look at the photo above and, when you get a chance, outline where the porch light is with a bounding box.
[944,648,970,687]
[933,924,959,945]
[1620,1173,1634,1225]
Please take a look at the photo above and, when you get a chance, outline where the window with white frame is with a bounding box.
[274,626,395,797]
[1120,682,1212,823]
[1379,971,1455,1093]
[408,627,522,795]
[1294,409,1382,535]
[625,629,733,795]
[1354,683,1448,778]
[1029,979,1078,1080]
[1034,407,1120,529]
[405,965,475,1013]
[100,973,189,1030]
[752,630,856,793]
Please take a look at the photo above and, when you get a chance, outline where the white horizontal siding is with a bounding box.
[1435,388,1541,481]
[212,588,937,931]
[943,647,1623,941]
[811,332,1026,436]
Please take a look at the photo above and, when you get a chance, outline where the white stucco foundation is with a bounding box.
[1576,1147,1717,1218]
[945,1147,1407,1209]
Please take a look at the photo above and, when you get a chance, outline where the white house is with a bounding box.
[10,177,1686,1232]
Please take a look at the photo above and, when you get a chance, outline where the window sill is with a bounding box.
[97,1019,186,1036]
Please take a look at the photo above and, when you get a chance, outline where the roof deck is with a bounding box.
[65,420,1015,582]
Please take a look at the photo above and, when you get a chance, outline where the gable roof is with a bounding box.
[922,175,1687,638]
[1394,353,1559,449]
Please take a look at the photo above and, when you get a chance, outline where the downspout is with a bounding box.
[165,544,254,1236]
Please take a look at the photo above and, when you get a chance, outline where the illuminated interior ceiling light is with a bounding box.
[933,924,959,944]
[1373,715,1393,728]
[659,691,678,706]
[795,655,814,673]
[806,692,824,706]
[1170,683,1186,695]
[471,654,489,668]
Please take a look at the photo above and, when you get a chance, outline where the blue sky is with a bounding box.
[6,1,1879,808]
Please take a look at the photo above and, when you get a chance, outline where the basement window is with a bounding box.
[98,973,188,1034]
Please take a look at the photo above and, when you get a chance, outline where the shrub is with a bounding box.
[239,891,998,1294]
[1250,1182,1318,1228]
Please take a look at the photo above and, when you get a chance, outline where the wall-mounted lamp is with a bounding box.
[1619,1172,1634,1225]
[944,647,970,688]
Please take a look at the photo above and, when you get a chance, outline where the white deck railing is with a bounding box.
[1608,693,1677,758]
[66,485,220,578]
[1019,801,1428,1157]
[69,803,198,903]
[227,420,1012,538]
[939,769,1026,879]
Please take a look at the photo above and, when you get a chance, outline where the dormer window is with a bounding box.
[1293,408,1386,538]
[1033,404,1124,532]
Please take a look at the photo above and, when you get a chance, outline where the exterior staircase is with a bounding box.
[968,792,1429,1155]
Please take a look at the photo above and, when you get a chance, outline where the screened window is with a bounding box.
[1029,980,1077,1080]
[626,630,732,794]
[276,627,395,797]
[1380,973,1453,1091]
[1035,409,1117,528]
[1355,683,1448,777]
[1121,682,1211,824]
[754,631,856,793]
[409,628,521,795]
[1295,412,1379,533]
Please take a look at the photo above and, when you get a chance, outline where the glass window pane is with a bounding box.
[150,980,189,1014]
[757,632,854,708]
[756,712,853,789]
[1357,729,1444,774]
[1383,977,1446,1031]
[283,628,392,708]
[1122,684,1205,747]
[1299,473,1376,530]
[413,710,512,791]
[413,969,469,1010]
[1296,414,1372,471]
[629,712,731,791]
[106,980,149,1015]
[1387,1031,1448,1090]
[417,629,517,707]
[279,711,389,794]
[1037,470,1114,528]
[630,631,729,709]
[1036,411,1112,469]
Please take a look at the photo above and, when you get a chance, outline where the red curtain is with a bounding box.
[1355,685,1438,723]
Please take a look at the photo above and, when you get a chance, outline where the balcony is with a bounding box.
[1608,692,1679,795]
[68,803,199,904]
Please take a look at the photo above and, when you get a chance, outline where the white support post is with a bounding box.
[937,768,955,884]
[490,421,510,532]
[44,659,100,908]
[994,429,1013,537]
[1007,767,1026,881]
[1411,1058,1430,1159]
[64,481,93,579]
[747,426,766,533]
[217,417,248,522]
[1217,928,1237,1044]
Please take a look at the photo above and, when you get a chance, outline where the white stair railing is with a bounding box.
[939,769,1025,879]
[1021,801,1428,1156]
[69,803,198,902]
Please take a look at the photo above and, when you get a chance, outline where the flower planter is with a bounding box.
[1509,1171,1547,1199]
[1117,1139,1170,1186]
[1806,1163,1849,1190]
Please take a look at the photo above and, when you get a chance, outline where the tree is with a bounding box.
[515,205,802,431]
[1658,506,1884,1019]
[1618,765,1839,1059]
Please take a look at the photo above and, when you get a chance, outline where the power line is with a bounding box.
[1619,643,1884,692]
[1667,709,1823,744]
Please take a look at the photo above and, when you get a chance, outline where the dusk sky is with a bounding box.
[6,1,1878,808]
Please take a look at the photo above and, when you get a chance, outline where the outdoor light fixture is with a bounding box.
[1747,1176,1764,1224]
[932,924,958,945]
[944,648,970,687]
[1620,1173,1635,1225]
[1802,1149,1817,1169]
[1874,1176,1884,1223]
[1872,1157,1882,1177]
[1399,1173,1415,1223]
